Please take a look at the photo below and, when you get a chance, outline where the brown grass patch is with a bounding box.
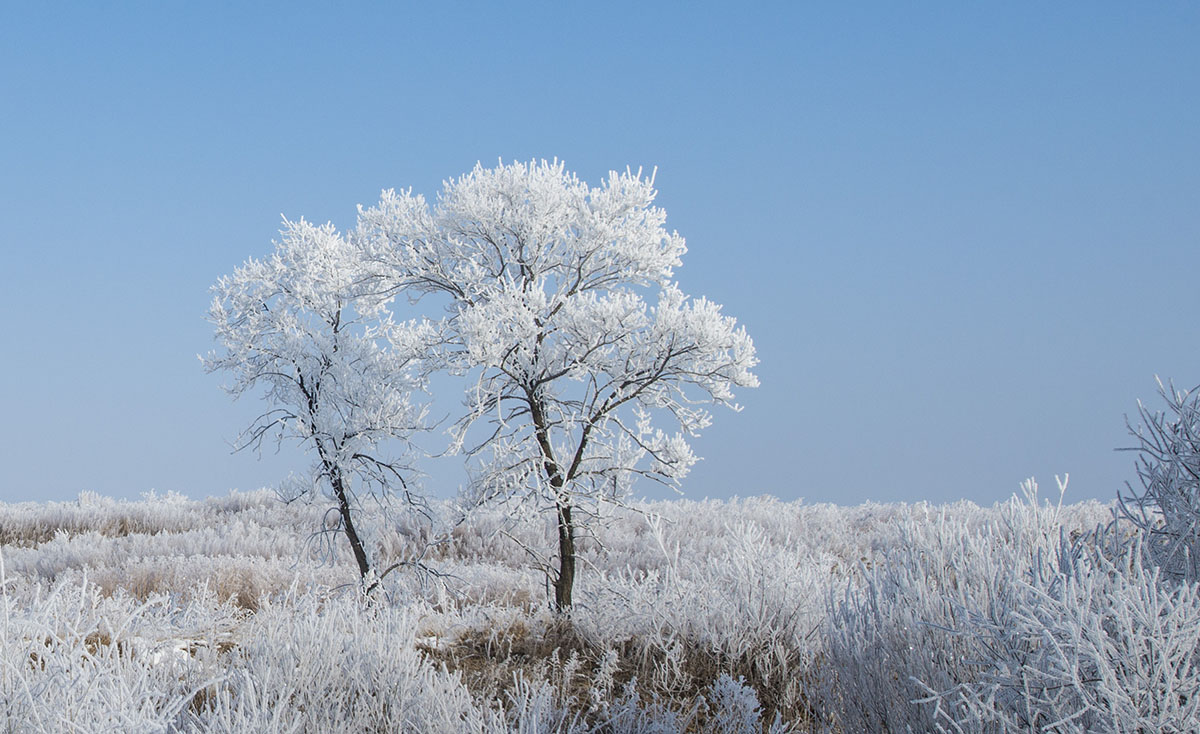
[418,613,819,730]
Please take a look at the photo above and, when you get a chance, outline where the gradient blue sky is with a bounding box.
[2,2,1197,506]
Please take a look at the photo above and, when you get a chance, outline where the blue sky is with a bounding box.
[2,2,1197,506]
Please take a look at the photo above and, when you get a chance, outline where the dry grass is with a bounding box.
[417,611,817,729]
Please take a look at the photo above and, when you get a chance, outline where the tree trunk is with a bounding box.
[554,500,575,611]
[526,388,578,611]
[330,466,372,583]
[300,375,373,587]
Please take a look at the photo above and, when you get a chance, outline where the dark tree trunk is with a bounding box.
[553,423,598,612]
[298,373,373,589]
[554,501,576,611]
[526,388,580,612]
[329,465,372,583]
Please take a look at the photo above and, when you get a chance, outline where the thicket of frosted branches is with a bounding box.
[11,482,1196,732]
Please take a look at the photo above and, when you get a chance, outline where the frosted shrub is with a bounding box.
[595,681,698,734]
[920,534,1200,732]
[810,480,1084,733]
[0,571,222,733]
[0,491,212,548]
[704,674,789,734]
[813,516,979,732]
[1120,378,1200,583]
[503,676,580,734]
[179,594,501,732]
[576,520,826,718]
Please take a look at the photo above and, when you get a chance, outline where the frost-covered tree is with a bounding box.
[355,160,758,609]
[204,218,431,588]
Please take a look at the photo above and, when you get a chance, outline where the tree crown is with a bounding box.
[354,160,758,507]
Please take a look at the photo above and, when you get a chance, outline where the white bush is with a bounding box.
[918,534,1200,732]
[1120,378,1200,584]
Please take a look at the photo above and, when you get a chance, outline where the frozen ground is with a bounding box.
[1,484,1194,732]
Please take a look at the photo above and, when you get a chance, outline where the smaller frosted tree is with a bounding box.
[355,160,759,609]
[204,217,432,588]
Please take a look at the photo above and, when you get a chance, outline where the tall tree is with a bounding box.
[355,160,758,609]
[205,217,431,589]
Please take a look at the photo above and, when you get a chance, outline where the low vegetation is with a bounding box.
[10,481,1190,732]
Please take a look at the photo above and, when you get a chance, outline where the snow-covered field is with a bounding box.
[2,484,1196,732]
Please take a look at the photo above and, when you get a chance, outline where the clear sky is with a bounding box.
[2,2,1197,506]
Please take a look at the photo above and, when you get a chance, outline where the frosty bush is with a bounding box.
[1120,378,1200,583]
[918,533,1200,733]
[0,565,230,732]
[809,479,1100,733]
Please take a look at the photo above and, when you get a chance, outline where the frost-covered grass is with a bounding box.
[4,484,1195,732]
